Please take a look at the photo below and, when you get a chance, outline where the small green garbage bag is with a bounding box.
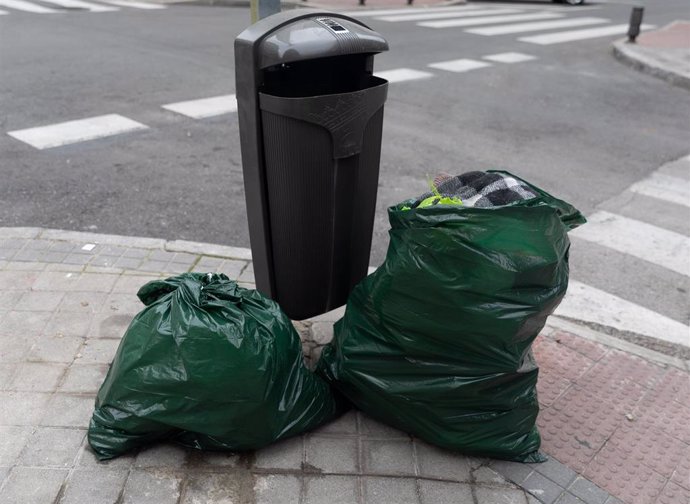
[317,171,585,462]
[89,273,340,460]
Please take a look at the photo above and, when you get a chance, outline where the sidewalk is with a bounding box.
[613,21,690,90]
[0,227,687,504]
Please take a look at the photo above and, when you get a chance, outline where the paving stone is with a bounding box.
[43,311,93,338]
[0,270,40,291]
[0,311,51,337]
[474,466,510,485]
[181,472,243,504]
[195,451,241,467]
[112,275,160,294]
[363,476,419,504]
[238,262,254,283]
[20,427,85,467]
[0,363,17,390]
[50,241,77,253]
[27,335,84,362]
[12,249,45,262]
[568,477,610,504]
[4,261,46,271]
[304,475,360,504]
[46,263,86,272]
[63,254,92,266]
[90,256,120,268]
[0,467,68,504]
[58,291,107,312]
[195,256,223,269]
[491,459,536,485]
[171,252,197,265]
[135,443,188,468]
[121,248,149,259]
[138,260,170,273]
[40,393,95,427]
[121,470,182,504]
[0,391,52,425]
[99,245,127,257]
[0,426,32,465]
[59,364,109,393]
[633,388,690,444]
[10,362,65,392]
[31,271,79,291]
[555,493,586,504]
[311,410,357,436]
[100,292,144,314]
[43,251,70,263]
[523,471,565,504]
[22,239,52,251]
[112,256,144,270]
[0,291,22,310]
[254,475,302,504]
[475,486,528,504]
[78,442,136,468]
[255,435,304,470]
[59,468,128,504]
[419,480,473,504]
[534,457,578,487]
[534,337,596,383]
[0,465,9,486]
[414,440,471,482]
[311,322,334,345]
[76,339,120,364]
[306,435,358,474]
[362,439,416,476]
[89,313,135,339]
[0,333,37,362]
[655,481,690,504]
[671,443,689,490]
[359,413,408,439]
[73,273,118,293]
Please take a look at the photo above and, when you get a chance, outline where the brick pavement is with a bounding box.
[0,227,686,504]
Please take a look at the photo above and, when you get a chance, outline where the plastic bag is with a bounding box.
[89,273,340,460]
[317,171,585,462]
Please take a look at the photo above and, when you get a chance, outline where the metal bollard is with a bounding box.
[627,6,644,43]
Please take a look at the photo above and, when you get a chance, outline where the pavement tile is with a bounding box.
[73,273,118,293]
[89,313,135,339]
[19,427,85,467]
[0,467,68,504]
[0,271,40,291]
[0,291,23,310]
[0,466,9,486]
[99,245,127,257]
[311,410,357,436]
[415,439,472,482]
[15,290,64,312]
[633,388,690,444]
[474,486,529,504]
[59,364,109,394]
[537,370,573,408]
[533,457,578,487]
[306,435,358,474]
[554,493,586,504]
[32,270,80,291]
[112,274,160,294]
[195,451,241,467]
[474,466,510,485]
[121,247,149,259]
[534,337,596,382]
[254,475,302,504]
[135,443,188,468]
[46,262,86,272]
[311,322,334,345]
[363,476,419,504]
[42,251,69,263]
[359,413,408,439]
[44,310,93,337]
[0,426,32,465]
[58,291,108,312]
[121,470,182,504]
[238,262,255,283]
[3,261,46,271]
[171,252,197,265]
[523,471,565,504]
[27,335,83,363]
[78,442,136,469]
[76,338,120,364]
[362,438,416,476]
[138,260,171,273]
[255,435,304,470]
[0,391,52,425]
[40,393,95,428]
[181,472,243,504]
[577,350,665,391]
[10,362,65,392]
[59,468,128,504]
[491,459,536,485]
[113,256,144,270]
[0,333,37,362]
[418,480,473,504]
[21,239,52,251]
[0,363,17,390]
[569,476,617,504]
[655,481,690,504]
[653,367,690,406]
[613,424,686,478]
[304,475,360,504]
[0,311,52,337]
[671,444,690,490]
[100,292,144,314]
[63,253,93,266]
[49,241,77,253]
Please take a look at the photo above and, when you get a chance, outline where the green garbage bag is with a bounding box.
[317,172,585,462]
[89,273,340,460]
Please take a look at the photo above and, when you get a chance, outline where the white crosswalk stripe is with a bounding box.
[341,6,485,17]
[0,0,59,13]
[98,0,165,8]
[482,52,537,63]
[0,0,164,13]
[39,0,118,12]
[466,17,610,36]
[628,172,690,208]
[428,58,492,73]
[162,95,237,119]
[419,12,563,29]
[519,24,655,45]
[378,8,521,23]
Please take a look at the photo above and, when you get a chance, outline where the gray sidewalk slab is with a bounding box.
[0,228,622,504]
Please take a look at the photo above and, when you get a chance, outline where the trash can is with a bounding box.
[235,10,389,320]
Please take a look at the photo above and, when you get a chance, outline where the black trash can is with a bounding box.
[235,10,389,320]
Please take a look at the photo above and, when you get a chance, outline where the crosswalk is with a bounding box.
[0,0,164,14]
[345,5,655,46]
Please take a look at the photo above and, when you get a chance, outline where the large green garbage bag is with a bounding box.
[89,273,340,460]
[317,171,585,462]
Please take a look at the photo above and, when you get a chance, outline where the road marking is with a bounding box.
[419,12,563,29]
[466,17,610,36]
[162,94,237,119]
[0,8,6,13]
[519,24,655,44]
[629,173,690,208]
[570,211,690,277]
[98,0,166,8]
[39,0,118,11]
[374,68,434,83]
[7,114,148,150]
[428,58,492,73]
[0,0,60,13]
[377,8,521,22]
[340,6,484,17]
[555,280,690,348]
[482,52,537,63]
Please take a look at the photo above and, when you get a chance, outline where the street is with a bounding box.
[1,0,688,355]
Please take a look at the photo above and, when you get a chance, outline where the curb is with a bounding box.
[612,38,690,91]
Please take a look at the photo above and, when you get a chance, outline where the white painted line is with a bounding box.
[519,23,655,45]
[428,58,492,73]
[98,0,166,8]
[374,68,434,83]
[340,6,484,17]
[629,173,690,208]
[39,0,118,11]
[0,0,60,13]
[161,94,237,119]
[7,114,148,150]
[570,211,690,277]
[555,280,690,348]
[466,17,610,36]
[419,12,563,29]
[482,52,537,63]
[378,8,521,22]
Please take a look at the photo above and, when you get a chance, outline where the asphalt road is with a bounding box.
[1,0,688,345]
